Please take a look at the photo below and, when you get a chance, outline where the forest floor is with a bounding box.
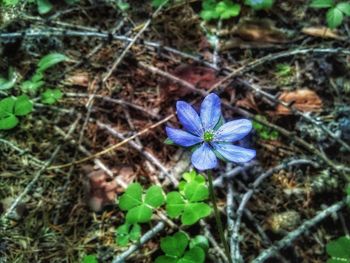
[0,1,350,263]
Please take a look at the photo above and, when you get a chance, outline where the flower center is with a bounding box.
[203,131,214,142]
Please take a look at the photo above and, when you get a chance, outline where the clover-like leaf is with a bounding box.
[116,223,130,246]
[82,254,98,263]
[119,183,143,211]
[14,95,33,116]
[145,185,165,208]
[126,204,153,224]
[0,114,18,130]
[326,236,350,263]
[41,89,63,105]
[160,232,189,258]
[190,235,209,253]
[327,7,344,28]
[184,181,209,202]
[166,191,185,218]
[178,246,205,263]
[129,223,141,241]
[182,203,212,225]
[336,2,350,16]
[37,53,68,73]
[0,97,16,115]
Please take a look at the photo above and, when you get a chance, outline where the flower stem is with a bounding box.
[207,170,232,263]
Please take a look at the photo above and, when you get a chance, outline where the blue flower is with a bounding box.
[166,93,256,170]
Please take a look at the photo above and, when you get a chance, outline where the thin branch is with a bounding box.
[252,196,349,263]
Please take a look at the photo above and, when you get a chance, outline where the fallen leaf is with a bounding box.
[276,89,323,115]
[65,71,90,87]
[301,26,345,40]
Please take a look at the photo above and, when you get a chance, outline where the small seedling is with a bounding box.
[116,223,141,246]
[244,0,274,10]
[41,89,63,105]
[155,232,207,263]
[0,95,33,130]
[310,0,350,28]
[253,115,279,140]
[326,236,350,263]
[200,0,241,21]
[118,183,165,224]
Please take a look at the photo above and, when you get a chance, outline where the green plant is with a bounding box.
[41,89,63,105]
[326,236,350,263]
[310,0,350,28]
[116,223,141,246]
[118,183,165,224]
[28,0,78,14]
[253,115,279,140]
[244,0,274,10]
[116,0,130,10]
[200,0,241,21]
[0,95,33,130]
[166,171,212,225]
[82,254,98,263]
[155,231,207,263]
[0,68,17,91]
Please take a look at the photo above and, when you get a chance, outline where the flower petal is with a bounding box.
[176,101,203,136]
[213,143,256,163]
[200,93,221,130]
[214,119,252,142]
[191,143,217,170]
[166,127,203,147]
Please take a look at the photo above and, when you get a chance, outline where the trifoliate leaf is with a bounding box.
[182,203,212,225]
[336,2,350,16]
[14,95,33,116]
[129,224,141,241]
[145,185,165,208]
[37,53,68,73]
[326,236,350,262]
[37,0,53,14]
[189,235,209,252]
[116,223,130,246]
[0,114,18,130]
[41,89,63,105]
[178,246,205,263]
[154,256,178,263]
[160,231,189,258]
[166,191,185,218]
[327,7,344,28]
[184,182,209,202]
[0,97,16,115]
[82,255,98,263]
[118,183,143,211]
[310,0,334,8]
[126,204,153,224]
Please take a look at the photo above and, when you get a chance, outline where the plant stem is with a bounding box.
[207,170,232,263]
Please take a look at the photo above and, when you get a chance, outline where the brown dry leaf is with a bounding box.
[65,71,90,87]
[163,65,221,97]
[276,89,323,115]
[235,92,259,112]
[301,26,345,40]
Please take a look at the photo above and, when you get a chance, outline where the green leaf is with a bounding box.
[129,224,141,241]
[164,138,174,145]
[310,0,334,8]
[118,183,143,211]
[41,89,63,104]
[245,0,274,10]
[336,2,350,16]
[160,231,189,258]
[37,0,53,14]
[190,235,209,252]
[0,97,16,115]
[0,68,17,90]
[326,236,350,262]
[151,0,167,7]
[145,185,165,208]
[20,80,45,93]
[82,254,98,263]
[116,0,130,10]
[37,53,68,73]
[126,204,153,224]
[184,182,209,202]
[14,95,33,116]
[182,203,212,225]
[155,256,178,263]
[327,7,344,28]
[166,191,185,218]
[215,1,240,20]
[179,246,205,263]
[116,223,130,246]
[0,114,18,130]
